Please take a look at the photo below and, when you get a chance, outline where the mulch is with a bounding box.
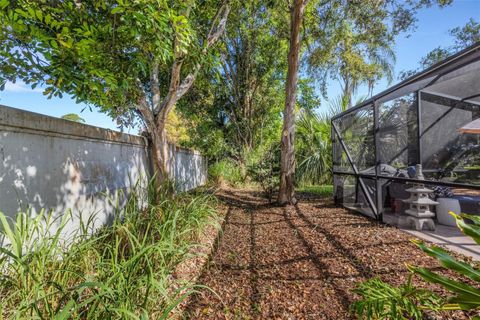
[182,188,478,319]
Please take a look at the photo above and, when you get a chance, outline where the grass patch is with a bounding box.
[208,159,243,187]
[0,180,219,319]
[297,185,333,198]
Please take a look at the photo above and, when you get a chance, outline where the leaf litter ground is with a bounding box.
[183,188,477,319]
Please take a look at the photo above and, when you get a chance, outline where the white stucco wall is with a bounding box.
[0,105,206,238]
[168,145,207,192]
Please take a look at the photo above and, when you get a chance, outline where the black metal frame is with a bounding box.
[331,42,480,221]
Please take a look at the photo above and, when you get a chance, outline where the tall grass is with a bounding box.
[0,178,218,319]
[208,159,243,187]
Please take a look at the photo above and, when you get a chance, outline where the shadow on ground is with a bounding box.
[182,189,462,319]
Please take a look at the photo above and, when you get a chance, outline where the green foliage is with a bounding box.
[296,109,332,186]
[297,78,321,111]
[296,93,367,187]
[1,0,176,106]
[178,101,233,160]
[0,0,230,183]
[61,113,85,123]
[450,18,480,50]
[0,180,218,319]
[305,0,451,105]
[306,1,394,104]
[178,0,285,162]
[408,212,480,312]
[352,212,480,319]
[0,0,225,128]
[246,144,281,202]
[351,275,442,320]
[208,159,243,187]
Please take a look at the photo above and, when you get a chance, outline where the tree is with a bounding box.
[217,0,286,157]
[61,113,85,123]
[277,0,310,205]
[0,0,230,186]
[399,18,479,80]
[277,0,451,205]
[305,0,454,109]
[178,0,286,165]
[450,18,480,50]
[307,12,395,108]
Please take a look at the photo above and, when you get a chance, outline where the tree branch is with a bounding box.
[176,3,230,97]
[206,3,230,49]
[150,62,161,112]
[157,58,183,124]
[135,80,156,132]
[157,2,230,120]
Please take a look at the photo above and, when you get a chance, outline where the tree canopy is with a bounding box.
[305,0,453,109]
[178,0,287,162]
[0,0,468,193]
[61,113,85,123]
[0,0,230,183]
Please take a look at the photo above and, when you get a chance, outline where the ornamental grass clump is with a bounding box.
[0,180,218,319]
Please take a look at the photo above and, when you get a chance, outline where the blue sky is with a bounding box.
[323,0,480,108]
[0,0,478,131]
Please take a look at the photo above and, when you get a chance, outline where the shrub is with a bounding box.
[351,212,480,319]
[246,144,280,202]
[208,159,243,187]
[0,181,218,319]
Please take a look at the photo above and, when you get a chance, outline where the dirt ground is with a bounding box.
[183,189,476,319]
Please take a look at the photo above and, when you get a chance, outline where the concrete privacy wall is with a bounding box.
[168,145,207,192]
[0,105,206,236]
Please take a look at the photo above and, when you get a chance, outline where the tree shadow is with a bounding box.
[182,189,418,319]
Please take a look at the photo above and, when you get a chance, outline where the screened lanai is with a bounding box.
[331,43,480,233]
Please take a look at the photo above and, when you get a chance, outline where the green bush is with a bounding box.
[208,159,243,187]
[0,180,218,319]
[246,144,280,202]
[351,212,480,319]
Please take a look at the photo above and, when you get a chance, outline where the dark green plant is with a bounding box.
[246,144,280,202]
[296,109,332,186]
[351,275,442,320]
[408,213,480,313]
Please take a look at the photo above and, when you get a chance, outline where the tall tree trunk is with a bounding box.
[277,0,307,205]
